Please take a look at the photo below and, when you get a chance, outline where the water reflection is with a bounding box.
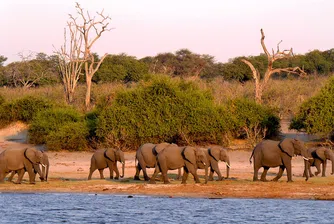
[0,193,333,223]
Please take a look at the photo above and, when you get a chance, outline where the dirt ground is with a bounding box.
[0,122,333,200]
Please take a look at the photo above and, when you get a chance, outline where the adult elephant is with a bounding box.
[305,147,334,177]
[149,145,208,184]
[249,138,309,182]
[88,148,125,180]
[0,147,46,184]
[134,142,181,181]
[198,146,230,181]
[7,151,49,182]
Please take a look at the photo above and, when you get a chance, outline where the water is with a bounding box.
[0,193,333,224]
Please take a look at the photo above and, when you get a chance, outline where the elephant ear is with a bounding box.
[208,147,220,161]
[116,149,125,163]
[104,148,116,162]
[315,148,327,161]
[278,138,294,157]
[24,148,41,164]
[182,147,197,165]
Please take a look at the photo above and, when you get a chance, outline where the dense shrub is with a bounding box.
[0,94,4,105]
[96,76,233,149]
[290,76,334,136]
[95,76,280,149]
[0,96,53,128]
[29,107,89,151]
[227,98,280,146]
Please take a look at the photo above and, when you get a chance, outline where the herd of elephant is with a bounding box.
[0,138,333,184]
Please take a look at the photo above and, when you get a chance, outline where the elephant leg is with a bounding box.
[314,160,321,176]
[98,169,105,179]
[134,163,142,180]
[113,162,120,180]
[208,167,214,181]
[260,167,269,182]
[181,167,189,184]
[7,171,16,182]
[149,165,161,184]
[16,169,26,184]
[321,160,327,177]
[175,168,182,180]
[253,164,261,181]
[186,164,200,184]
[211,162,223,181]
[88,167,96,180]
[142,167,150,181]
[272,166,284,181]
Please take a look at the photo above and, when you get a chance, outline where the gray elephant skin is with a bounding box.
[149,144,208,184]
[8,151,49,182]
[198,146,230,180]
[88,148,125,180]
[305,147,334,177]
[0,147,45,184]
[250,138,309,182]
[134,142,181,181]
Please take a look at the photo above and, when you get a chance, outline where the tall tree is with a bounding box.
[69,2,111,110]
[55,25,84,104]
[241,29,306,104]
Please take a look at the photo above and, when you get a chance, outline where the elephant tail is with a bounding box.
[249,149,255,165]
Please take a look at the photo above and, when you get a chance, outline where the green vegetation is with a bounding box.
[29,107,89,151]
[95,76,279,149]
[290,76,334,138]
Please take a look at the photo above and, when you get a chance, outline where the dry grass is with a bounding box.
[0,76,330,116]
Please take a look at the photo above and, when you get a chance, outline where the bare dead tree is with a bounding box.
[69,2,111,110]
[55,25,84,104]
[242,29,306,104]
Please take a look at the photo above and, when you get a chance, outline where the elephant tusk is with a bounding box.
[202,162,206,166]
[121,162,125,165]
[225,162,231,168]
[303,157,309,161]
[41,164,46,168]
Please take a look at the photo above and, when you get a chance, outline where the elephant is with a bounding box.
[305,147,334,177]
[7,151,49,182]
[0,147,46,184]
[198,146,230,181]
[249,138,309,182]
[88,148,125,180]
[149,145,208,184]
[134,142,181,181]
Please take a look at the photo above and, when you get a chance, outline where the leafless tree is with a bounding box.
[55,26,84,104]
[69,2,111,110]
[242,29,306,104]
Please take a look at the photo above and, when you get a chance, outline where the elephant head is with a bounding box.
[105,148,125,178]
[183,146,208,183]
[208,146,230,179]
[316,147,334,175]
[279,138,309,180]
[24,148,46,181]
[40,152,49,182]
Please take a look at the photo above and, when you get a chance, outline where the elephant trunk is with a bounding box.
[303,159,309,181]
[330,155,334,175]
[121,161,125,178]
[225,158,230,179]
[204,164,208,184]
[43,164,49,182]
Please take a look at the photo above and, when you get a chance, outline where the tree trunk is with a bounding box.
[85,75,92,110]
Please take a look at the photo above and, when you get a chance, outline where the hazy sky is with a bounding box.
[1,0,334,64]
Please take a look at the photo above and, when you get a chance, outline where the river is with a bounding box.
[0,193,333,223]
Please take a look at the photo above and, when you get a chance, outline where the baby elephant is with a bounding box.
[88,148,125,180]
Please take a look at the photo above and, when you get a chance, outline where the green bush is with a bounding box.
[226,98,280,146]
[46,122,89,151]
[29,107,89,150]
[0,96,53,128]
[290,76,334,136]
[96,76,234,149]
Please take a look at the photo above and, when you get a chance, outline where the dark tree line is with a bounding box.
[0,48,333,87]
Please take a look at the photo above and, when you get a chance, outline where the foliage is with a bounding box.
[94,54,149,83]
[290,76,334,136]
[95,76,279,149]
[96,76,232,149]
[0,96,53,128]
[28,107,89,151]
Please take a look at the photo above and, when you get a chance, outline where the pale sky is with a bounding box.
[1,0,334,64]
